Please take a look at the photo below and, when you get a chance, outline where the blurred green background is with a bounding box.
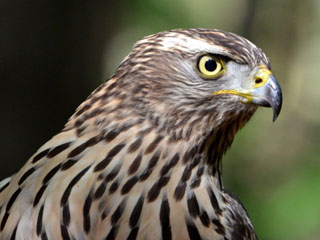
[0,0,319,239]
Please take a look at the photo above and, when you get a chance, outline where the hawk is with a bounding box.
[0,28,282,240]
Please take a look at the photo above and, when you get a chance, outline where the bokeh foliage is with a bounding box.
[0,0,319,239]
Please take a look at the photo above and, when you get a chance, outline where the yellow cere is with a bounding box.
[254,65,272,88]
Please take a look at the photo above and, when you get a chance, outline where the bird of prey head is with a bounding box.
[116,28,281,120]
[71,28,282,172]
[0,28,282,240]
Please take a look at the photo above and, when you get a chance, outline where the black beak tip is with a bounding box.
[272,108,280,122]
[271,90,282,122]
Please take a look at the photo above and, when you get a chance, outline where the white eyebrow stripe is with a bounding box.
[158,35,226,54]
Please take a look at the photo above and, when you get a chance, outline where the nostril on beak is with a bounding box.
[255,78,263,84]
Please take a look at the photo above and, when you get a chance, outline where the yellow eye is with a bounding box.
[197,55,224,79]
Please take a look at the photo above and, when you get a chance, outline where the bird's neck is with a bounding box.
[153,104,255,175]
[65,93,255,193]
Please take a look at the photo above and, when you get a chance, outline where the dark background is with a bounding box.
[1,0,319,239]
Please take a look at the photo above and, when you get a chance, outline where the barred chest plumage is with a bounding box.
[0,103,256,240]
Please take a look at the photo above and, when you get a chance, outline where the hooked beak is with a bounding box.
[250,72,282,121]
[213,65,282,121]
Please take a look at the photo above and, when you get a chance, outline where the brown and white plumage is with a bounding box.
[0,28,282,240]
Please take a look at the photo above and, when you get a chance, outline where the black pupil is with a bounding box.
[205,59,217,72]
